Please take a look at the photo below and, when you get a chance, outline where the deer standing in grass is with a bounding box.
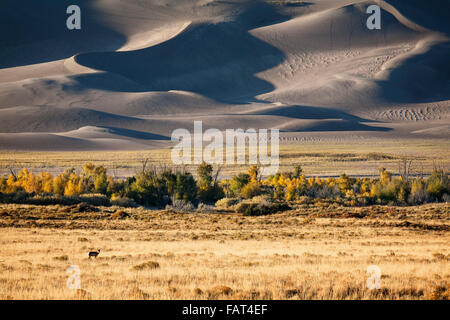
[88,249,100,259]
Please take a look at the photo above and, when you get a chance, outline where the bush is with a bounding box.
[408,179,427,204]
[371,179,402,203]
[110,195,137,207]
[26,194,78,206]
[132,261,160,271]
[215,198,239,209]
[249,194,272,204]
[111,210,130,219]
[443,194,450,203]
[166,200,194,212]
[230,173,250,196]
[197,203,216,213]
[234,202,253,214]
[173,173,198,202]
[426,170,449,201]
[79,194,110,206]
[22,193,110,206]
[130,171,162,206]
[241,182,262,199]
[234,200,290,216]
[317,184,338,199]
[198,184,224,203]
[0,191,30,204]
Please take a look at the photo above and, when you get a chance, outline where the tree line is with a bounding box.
[0,162,448,208]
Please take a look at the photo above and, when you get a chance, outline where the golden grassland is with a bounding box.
[0,202,448,300]
[0,138,448,178]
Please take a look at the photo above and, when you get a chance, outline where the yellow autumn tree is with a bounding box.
[285,178,296,201]
[64,173,84,196]
[6,174,19,193]
[248,165,260,183]
[0,177,6,193]
[52,174,66,195]
[16,169,40,194]
[38,172,53,193]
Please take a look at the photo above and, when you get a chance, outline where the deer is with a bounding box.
[88,249,101,259]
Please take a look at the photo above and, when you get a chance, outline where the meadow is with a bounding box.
[0,201,448,300]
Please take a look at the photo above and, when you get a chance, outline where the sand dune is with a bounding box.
[0,0,448,150]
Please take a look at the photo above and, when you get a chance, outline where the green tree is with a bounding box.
[230,173,250,197]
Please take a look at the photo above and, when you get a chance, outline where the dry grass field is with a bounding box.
[0,201,448,300]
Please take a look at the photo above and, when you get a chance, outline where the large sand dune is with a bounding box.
[0,0,448,150]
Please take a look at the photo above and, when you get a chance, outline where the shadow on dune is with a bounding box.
[288,120,392,132]
[64,72,147,93]
[377,41,450,103]
[252,105,391,132]
[72,1,290,102]
[284,2,314,8]
[384,0,450,35]
[0,0,126,69]
[94,127,170,140]
[253,105,380,123]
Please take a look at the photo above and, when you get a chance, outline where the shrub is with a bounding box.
[241,182,262,199]
[111,210,130,219]
[79,194,110,206]
[234,202,253,214]
[24,193,110,206]
[129,286,150,299]
[230,173,250,196]
[443,194,450,202]
[371,178,405,204]
[428,283,449,300]
[209,286,233,296]
[293,165,303,178]
[426,170,449,201]
[132,261,160,271]
[215,198,239,209]
[249,194,272,204]
[53,255,69,261]
[26,194,77,206]
[130,171,161,206]
[110,195,137,207]
[69,202,97,213]
[408,179,427,204]
[197,162,213,189]
[197,203,216,213]
[94,173,108,194]
[0,191,31,204]
[198,184,224,203]
[317,184,338,199]
[173,172,198,202]
[235,200,290,216]
[166,200,194,212]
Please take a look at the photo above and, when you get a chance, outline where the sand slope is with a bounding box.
[0,0,448,150]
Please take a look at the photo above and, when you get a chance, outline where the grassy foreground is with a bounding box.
[0,202,448,300]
